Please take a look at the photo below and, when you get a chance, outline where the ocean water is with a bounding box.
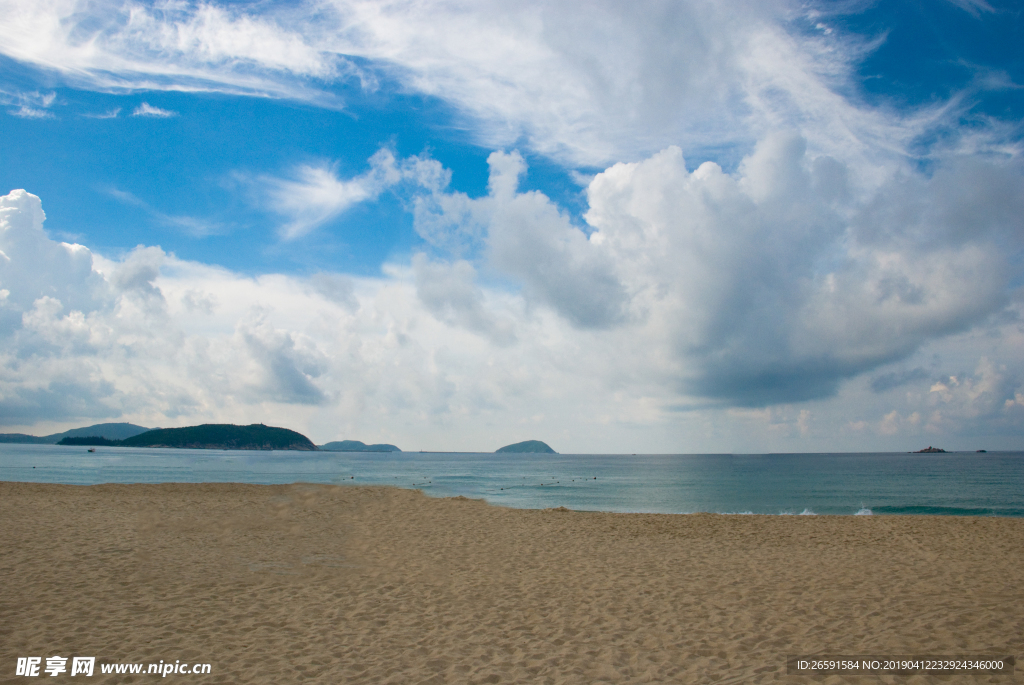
[2,444,1023,516]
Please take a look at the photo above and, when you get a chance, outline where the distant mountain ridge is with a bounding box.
[0,433,52,444]
[319,440,401,452]
[496,440,557,454]
[0,422,151,444]
[53,424,316,451]
[61,423,154,440]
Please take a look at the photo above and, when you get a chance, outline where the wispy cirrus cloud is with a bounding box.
[1,88,56,118]
[0,0,1013,170]
[131,102,176,117]
[256,148,448,239]
[106,188,224,237]
[944,0,994,17]
[0,0,352,105]
[261,162,379,240]
[9,106,53,119]
[82,107,121,119]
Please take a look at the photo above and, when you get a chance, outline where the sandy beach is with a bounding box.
[1,482,1022,684]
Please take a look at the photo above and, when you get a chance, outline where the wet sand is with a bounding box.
[1,481,1022,684]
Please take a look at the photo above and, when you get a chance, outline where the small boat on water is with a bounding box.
[87,448,95,452]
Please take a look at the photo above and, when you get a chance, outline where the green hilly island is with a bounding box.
[59,424,316,451]
[495,440,557,454]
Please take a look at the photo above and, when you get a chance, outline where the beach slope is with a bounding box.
[1,482,1021,684]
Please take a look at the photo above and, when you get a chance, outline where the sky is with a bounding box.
[0,0,1022,453]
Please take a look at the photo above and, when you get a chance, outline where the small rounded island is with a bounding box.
[495,440,557,454]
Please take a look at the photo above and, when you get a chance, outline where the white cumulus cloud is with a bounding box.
[1,186,1022,451]
[404,136,1024,407]
[2,0,1021,452]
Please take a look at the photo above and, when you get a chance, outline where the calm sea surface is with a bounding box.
[2,445,1022,516]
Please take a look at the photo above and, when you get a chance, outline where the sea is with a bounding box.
[2,444,1023,516]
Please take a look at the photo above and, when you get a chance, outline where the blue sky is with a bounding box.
[0,0,1022,452]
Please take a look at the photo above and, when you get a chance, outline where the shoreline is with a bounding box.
[3,481,1022,684]
[1,478,1020,518]
[5,443,1020,453]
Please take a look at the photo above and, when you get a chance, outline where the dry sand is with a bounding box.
[1,481,1022,684]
